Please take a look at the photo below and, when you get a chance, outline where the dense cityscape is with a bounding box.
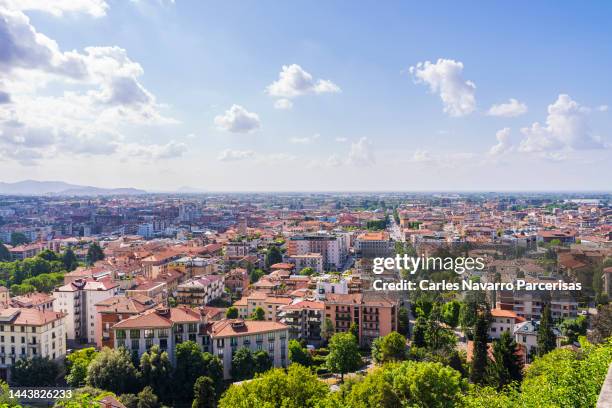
[0,191,609,407]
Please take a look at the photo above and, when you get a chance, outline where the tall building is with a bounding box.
[53,277,119,344]
[287,232,348,270]
[0,308,66,381]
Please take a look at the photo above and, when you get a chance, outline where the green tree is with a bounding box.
[86,243,105,265]
[10,356,59,386]
[66,347,98,387]
[173,342,223,403]
[470,312,489,385]
[488,331,523,389]
[326,332,362,382]
[219,364,328,408]
[321,318,334,342]
[589,303,612,344]
[192,376,216,408]
[371,331,406,364]
[348,322,359,341]
[537,303,556,356]
[10,232,29,246]
[37,249,58,262]
[140,345,172,402]
[0,380,20,407]
[411,316,427,348]
[249,268,264,284]
[289,339,312,366]
[0,242,12,262]
[225,306,238,319]
[231,347,255,380]
[250,306,265,321]
[136,386,160,408]
[253,350,272,373]
[560,315,587,344]
[62,248,79,271]
[299,267,315,276]
[442,300,461,328]
[264,245,283,269]
[398,307,410,336]
[86,347,139,394]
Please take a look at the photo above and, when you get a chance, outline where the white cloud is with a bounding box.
[290,133,319,144]
[487,98,528,117]
[266,64,340,98]
[1,0,109,17]
[348,137,375,166]
[335,137,348,143]
[519,94,606,153]
[0,7,178,166]
[274,98,293,110]
[214,104,261,133]
[409,58,476,117]
[489,127,512,155]
[218,149,255,161]
[598,105,608,112]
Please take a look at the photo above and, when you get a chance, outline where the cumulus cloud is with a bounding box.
[121,140,187,160]
[348,137,375,166]
[1,0,109,17]
[214,105,261,133]
[290,134,319,144]
[519,94,606,153]
[266,64,340,98]
[335,137,347,143]
[217,149,255,161]
[598,105,608,112]
[274,98,293,110]
[487,98,528,117]
[0,6,179,166]
[411,149,433,162]
[489,127,512,155]
[409,58,476,117]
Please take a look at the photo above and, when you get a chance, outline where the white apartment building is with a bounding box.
[513,320,563,363]
[290,253,324,274]
[111,308,289,379]
[287,232,348,270]
[53,277,119,344]
[176,275,225,306]
[0,308,66,381]
[489,308,524,339]
[207,319,289,379]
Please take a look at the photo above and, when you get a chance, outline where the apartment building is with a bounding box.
[233,292,292,321]
[176,275,225,306]
[95,295,157,348]
[355,232,394,258]
[0,308,66,381]
[278,300,324,345]
[323,293,399,346]
[514,320,563,363]
[287,233,348,270]
[489,308,524,339]
[290,253,324,274]
[53,277,119,344]
[497,288,578,320]
[206,319,289,379]
[225,268,249,297]
[11,292,55,312]
[112,307,204,362]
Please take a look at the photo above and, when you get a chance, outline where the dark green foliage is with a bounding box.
[250,306,265,321]
[62,248,79,271]
[225,306,238,319]
[140,345,172,402]
[326,332,362,382]
[289,339,312,366]
[173,341,223,403]
[411,316,427,347]
[86,347,139,394]
[192,376,216,408]
[86,243,105,265]
[537,303,556,356]
[10,232,29,246]
[10,356,59,386]
[398,307,409,336]
[264,245,283,269]
[470,312,489,384]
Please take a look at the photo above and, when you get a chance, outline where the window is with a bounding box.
[131,339,139,350]
[144,329,154,338]
[129,330,140,339]
[157,329,168,338]
[116,330,126,339]
[159,339,167,350]
[523,336,527,343]
[20,327,25,333]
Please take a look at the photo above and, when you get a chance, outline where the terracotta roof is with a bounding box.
[0,307,65,326]
[210,319,287,338]
[491,308,520,319]
[282,300,325,310]
[95,295,156,314]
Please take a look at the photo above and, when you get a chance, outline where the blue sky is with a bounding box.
[1,0,610,191]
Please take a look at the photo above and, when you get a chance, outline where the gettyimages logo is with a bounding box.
[372,254,486,275]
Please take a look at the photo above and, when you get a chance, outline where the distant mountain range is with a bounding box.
[0,180,147,196]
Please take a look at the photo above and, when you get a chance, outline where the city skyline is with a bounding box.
[1,1,611,191]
